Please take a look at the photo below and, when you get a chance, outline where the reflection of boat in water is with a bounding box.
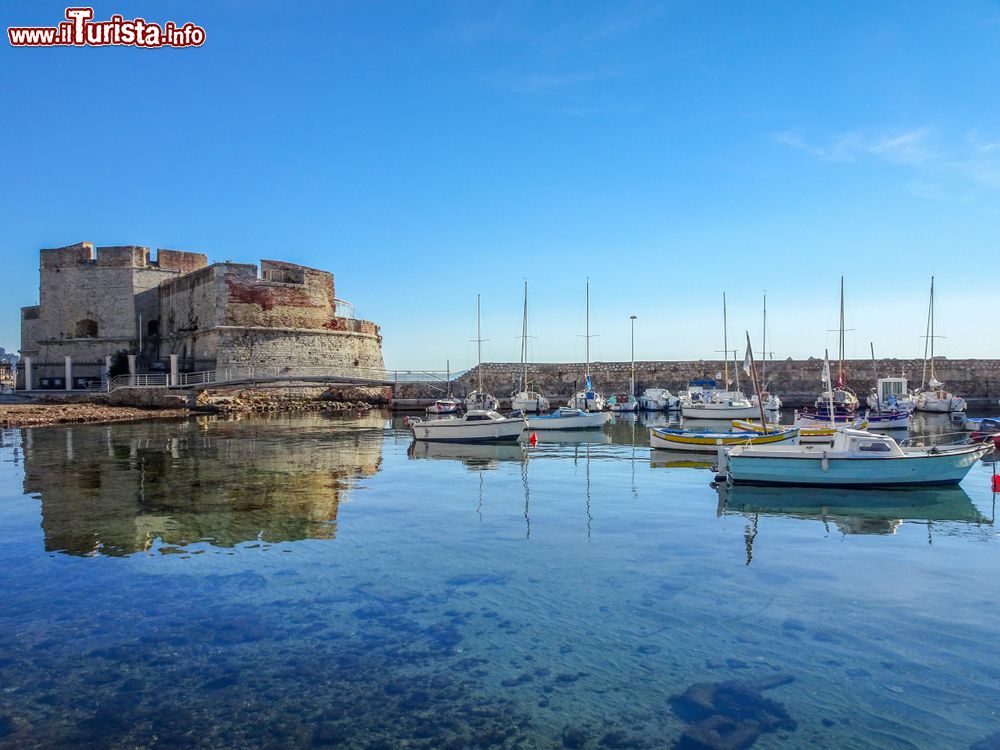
[530,428,611,445]
[716,482,990,532]
[650,449,714,470]
[407,440,526,468]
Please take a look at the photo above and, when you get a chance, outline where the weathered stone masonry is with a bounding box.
[17,241,383,388]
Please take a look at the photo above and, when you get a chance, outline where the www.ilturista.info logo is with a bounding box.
[8,7,205,48]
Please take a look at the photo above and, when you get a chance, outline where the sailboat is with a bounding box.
[752,290,782,412]
[915,277,967,413]
[510,281,550,413]
[681,293,757,420]
[567,279,606,411]
[464,294,501,412]
[801,277,859,421]
[609,314,639,413]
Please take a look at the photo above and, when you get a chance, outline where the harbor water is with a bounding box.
[0,411,998,749]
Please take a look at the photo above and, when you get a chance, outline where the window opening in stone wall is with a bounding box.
[74,319,98,338]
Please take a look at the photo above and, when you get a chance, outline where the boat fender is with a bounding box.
[929,446,940,455]
[821,451,829,472]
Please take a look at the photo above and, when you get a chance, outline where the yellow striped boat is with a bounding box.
[732,419,867,444]
[648,426,799,453]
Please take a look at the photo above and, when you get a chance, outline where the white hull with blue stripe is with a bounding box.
[720,429,987,487]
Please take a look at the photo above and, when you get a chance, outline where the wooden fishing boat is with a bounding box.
[649,425,799,453]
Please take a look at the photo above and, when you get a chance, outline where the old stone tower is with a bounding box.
[18,242,384,389]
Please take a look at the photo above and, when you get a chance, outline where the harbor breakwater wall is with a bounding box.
[393,358,1000,407]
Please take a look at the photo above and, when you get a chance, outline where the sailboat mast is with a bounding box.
[838,276,846,387]
[723,292,729,390]
[585,278,590,380]
[930,276,937,380]
[921,277,932,390]
[733,349,740,390]
[746,333,769,432]
[761,290,767,383]
[447,359,451,398]
[477,294,483,394]
[521,280,528,392]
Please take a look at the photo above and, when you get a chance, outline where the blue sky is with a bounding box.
[2,1,998,370]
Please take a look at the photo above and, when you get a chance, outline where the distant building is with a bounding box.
[17,242,383,389]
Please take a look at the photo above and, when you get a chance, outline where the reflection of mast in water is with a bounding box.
[521,457,530,540]
[572,444,593,539]
[744,514,758,566]
[475,471,484,523]
[630,418,637,499]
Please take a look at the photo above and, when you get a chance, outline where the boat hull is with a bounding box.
[726,449,983,487]
[682,404,759,420]
[915,397,967,413]
[527,412,610,430]
[865,411,911,430]
[649,427,799,453]
[511,397,549,413]
[410,419,525,443]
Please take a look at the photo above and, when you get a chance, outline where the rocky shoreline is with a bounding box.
[0,403,192,429]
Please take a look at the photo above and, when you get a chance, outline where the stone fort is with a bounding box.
[18,242,383,389]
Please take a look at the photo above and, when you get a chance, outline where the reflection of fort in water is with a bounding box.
[19,413,387,556]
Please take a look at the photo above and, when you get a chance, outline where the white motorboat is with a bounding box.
[639,388,680,411]
[426,398,462,415]
[914,277,967,413]
[681,394,758,420]
[511,391,549,412]
[717,428,988,487]
[608,394,639,412]
[527,407,610,431]
[407,410,526,443]
[752,392,782,411]
[510,280,550,413]
[567,390,607,411]
[868,377,916,414]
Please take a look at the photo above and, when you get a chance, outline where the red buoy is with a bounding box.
[992,474,1000,493]
[529,432,538,446]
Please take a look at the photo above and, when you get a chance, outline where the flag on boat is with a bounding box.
[585,375,592,391]
[742,346,752,376]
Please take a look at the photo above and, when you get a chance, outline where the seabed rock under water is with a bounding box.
[669,674,796,750]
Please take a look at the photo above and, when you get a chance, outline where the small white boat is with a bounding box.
[426,398,462,415]
[868,377,916,414]
[465,390,500,412]
[527,407,609,431]
[718,428,988,487]
[608,394,639,412]
[407,410,526,443]
[639,388,680,411]
[915,384,967,414]
[649,425,799,453]
[510,391,550,413]
[567,390,607,411]
[864,408,911,430]
[681,394,759,420]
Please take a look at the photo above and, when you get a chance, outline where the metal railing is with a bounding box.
[105,366,457,392]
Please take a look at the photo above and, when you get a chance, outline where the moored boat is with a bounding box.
[649,425,799,453]
[407,410,526,443]
[639,388,680,411]
[732,418,866,445]
[682,395,759,420]
[527,407,609,431]
[426,398,462,415]
[717,428,988,487]
[510,280,550,413]
[914,277,967,414]
[465,390,500,412]
[608,394,639,412]
[864,408,910,430]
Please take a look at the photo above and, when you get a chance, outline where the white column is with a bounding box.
[169,354,179,387]
[128,355,137,386]
[23,356,33,391]
[64,356,73,390]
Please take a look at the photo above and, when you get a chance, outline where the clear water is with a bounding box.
[1,411,998,749]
